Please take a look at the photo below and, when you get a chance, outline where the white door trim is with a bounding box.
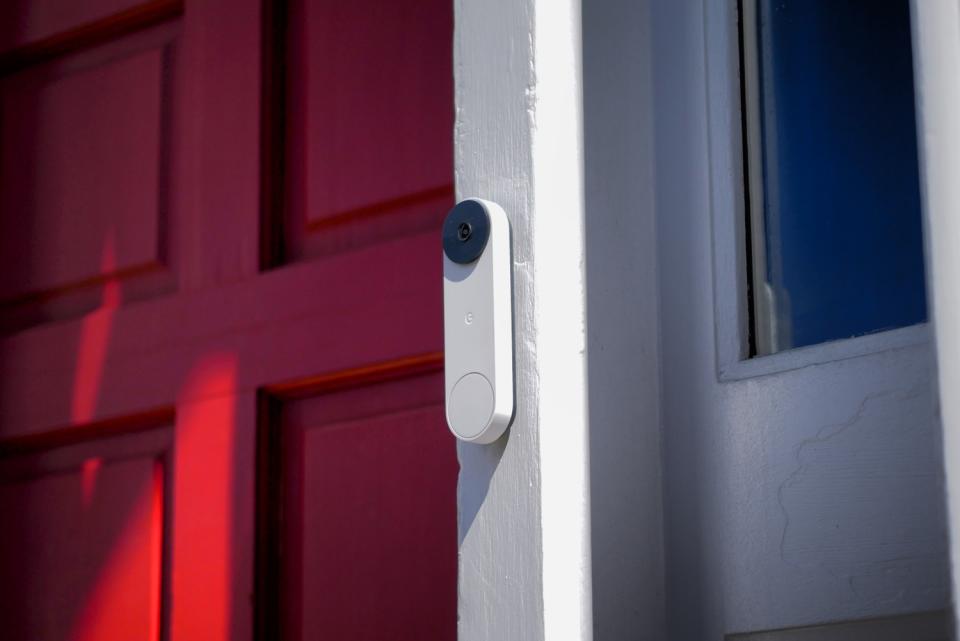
[911,0,960,632]
[454,1,593,639]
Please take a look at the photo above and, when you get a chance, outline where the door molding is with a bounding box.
[911,0,960,633]
[454,1,593,639]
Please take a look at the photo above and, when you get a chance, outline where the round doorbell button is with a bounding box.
[447,372,495,441]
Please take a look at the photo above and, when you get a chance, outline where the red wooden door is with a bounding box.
[0,2,457,640]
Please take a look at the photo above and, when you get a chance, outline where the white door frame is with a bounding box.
[911,0,960,633]
[453,1,593,639]
[455,1,960,637]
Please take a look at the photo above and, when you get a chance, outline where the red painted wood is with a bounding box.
[0,20,179,333]
[285,0,454,260]
[293,0,453,219]
[0,45,165,301]
[0,0,455,639]
[0,429,169,641]
[279,373,457,641]
[0,0,149,53]
[168,362,257,641]
[0,232,443,438]
[174,0,261,291]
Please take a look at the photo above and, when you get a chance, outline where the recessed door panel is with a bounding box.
[268,373,457,641]
[283,0,454,261]
[0,428,168,641]
[0,46,166,301]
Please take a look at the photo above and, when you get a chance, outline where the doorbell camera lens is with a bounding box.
[443,200,490,264]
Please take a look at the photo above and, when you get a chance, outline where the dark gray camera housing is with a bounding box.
[443,200,490,264]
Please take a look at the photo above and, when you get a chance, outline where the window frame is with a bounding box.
[706,0,930,381]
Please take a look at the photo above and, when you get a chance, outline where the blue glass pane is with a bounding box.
[756,0,926,351]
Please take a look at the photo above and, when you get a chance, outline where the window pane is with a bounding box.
[748,0,926,354]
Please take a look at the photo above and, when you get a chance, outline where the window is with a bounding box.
[741,0,927,356]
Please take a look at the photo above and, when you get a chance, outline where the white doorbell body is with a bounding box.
[443,199,514,443]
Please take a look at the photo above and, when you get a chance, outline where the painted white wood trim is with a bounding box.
[720,323,930,381]
[705,0,755,375]
[454,0,593,639]
[727,610,948,641]
[910,0,960,632]
[582,0,666,637]
[531,3,593,639]
[739,0,779,356]
[707,1,932,382]
[658,1,946,635]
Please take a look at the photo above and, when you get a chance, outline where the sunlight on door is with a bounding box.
[70,460,163,641]
[170,354,239,641]
[71,230,121,423]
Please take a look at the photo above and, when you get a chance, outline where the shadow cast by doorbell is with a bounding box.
[442,199,514,443]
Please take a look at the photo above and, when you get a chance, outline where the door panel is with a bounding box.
[0,21,178,332]
[0,428,169,641]
[0,1,456,640]
[291,0,453,222]
[0,45,166,300]
[284,0,453,261]
[271,373,457,641]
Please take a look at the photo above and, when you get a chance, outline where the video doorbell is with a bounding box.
[442,199,514,443]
